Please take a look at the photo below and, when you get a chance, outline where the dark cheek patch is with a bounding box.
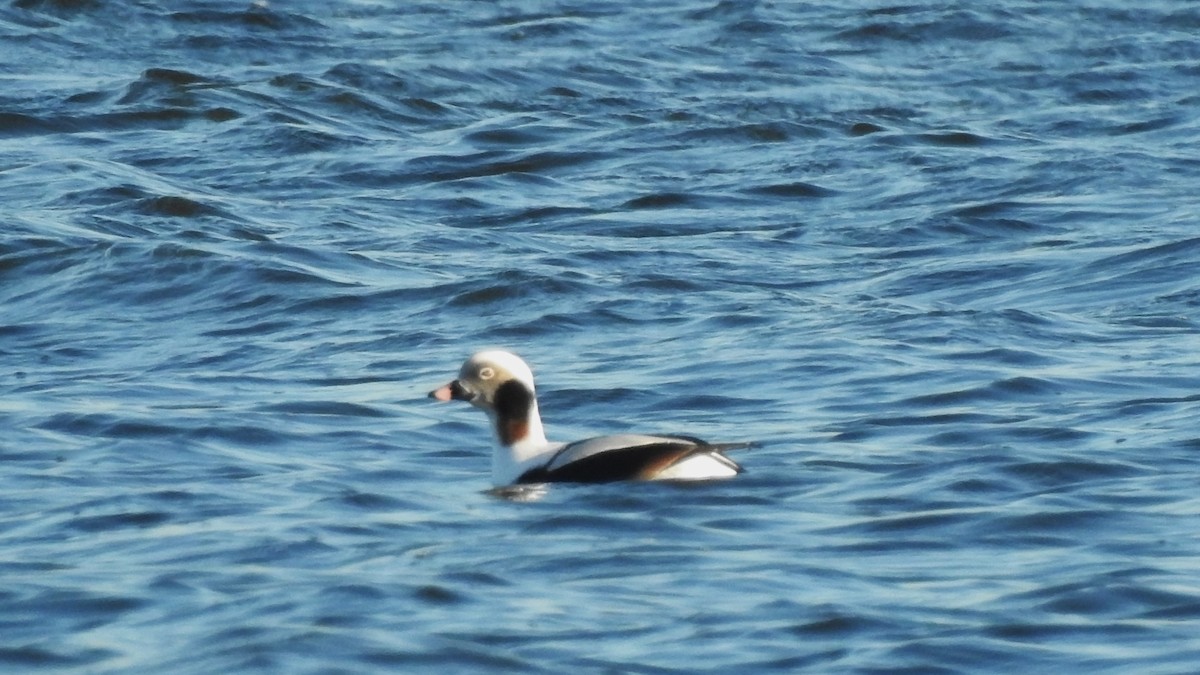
[493,379,534,446]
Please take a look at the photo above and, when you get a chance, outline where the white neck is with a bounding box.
[489,400,558,486]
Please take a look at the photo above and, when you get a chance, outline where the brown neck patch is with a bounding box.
[493,379,534,446]
[500,418,529,446]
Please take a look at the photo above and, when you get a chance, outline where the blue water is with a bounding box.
[3,0,1200,671]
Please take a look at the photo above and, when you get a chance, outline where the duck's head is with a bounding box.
[429,349,539,445]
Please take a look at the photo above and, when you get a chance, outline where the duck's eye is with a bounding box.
[479,367,495,380]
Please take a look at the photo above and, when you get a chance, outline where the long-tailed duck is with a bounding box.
[428,349,750,486]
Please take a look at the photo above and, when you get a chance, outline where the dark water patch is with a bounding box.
[442,570,510,589]
[257,401,386,418]
[11,0,100,19]
[881,261,1045,299]
[266,72,326,95]
[335,489,410,511]
[727,18,786,37]
[299,374,390,388]
[996,425,1096,444]
[7,589,145,628]
[926,214,1046,242]
[744,181,838,199]
[672,120,824,145]
[648,392,757,412]
[59,183,150,208]
[0,644,118,668]
[990,509,1116,537]
[999,568,1200,621]
[0,241,80,280]
[136,195,226,218]
[914,130,999,147]
[1037,580,1200,619]
[833,11,1013,44]
[698,515,772,532]
[994,308,1058,328]
[65,88,117,106]
[622,191,696,210]
[257,123,364,154]
[826,537,957,554]
[842,509,978,536]
[65,510,171,532]
[471,204,597,228]
[519,513,666,537]
[320,88,412,125]
[232,535,339,566]
[35,412,180,440]
[856,412,1013,428]
[1068,83,1154,106]
[945,475,1020,496]
[413,584,465,605]
[556,217,761,238]
[1001,459,1143,489]
[282,285,430,317]
[200,319,294,338]
[0,113,56,137]
[464,124,565,149]
[169,7,327,32]
[115,68,229,112]
[319,583,386,604]
[145,488,198,503]
[393,94,453,118]
[554,386,648,408]
[203,106,241,122]
[1140,601,1200,621]
[207,463,264,483]
[948,199,1039,220]
[3,108,205,137]
[832,21,914,44]
[0,560,72,573]
[443,269,590,308]
[1084,235,1200,272]
[181,422,279,449]
[902,376,1062,407]
[184,423,290,447]
[789,608,893,638]
[938,347,1056,367]
[322,62,409,97]
[405,149,600,184]
[849,121,886,136]
[981,621,1166,670]
[1112,113,1184,136]
[1110,313,1195,330]
[623,274,709,292]
[243,262,352,291]
[618,190,754,212]
[132,67,212,88]
[499,17,587,43]
[1115,392,1200,417]
[359,646,535,671]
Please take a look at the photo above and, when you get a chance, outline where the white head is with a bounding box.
[429,349,548,449]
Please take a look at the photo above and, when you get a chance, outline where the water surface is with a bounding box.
[3,1,1200,672]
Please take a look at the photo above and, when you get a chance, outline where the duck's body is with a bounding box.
[428,350,749,486]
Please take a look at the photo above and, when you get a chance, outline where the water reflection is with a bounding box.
[488,483,550,502]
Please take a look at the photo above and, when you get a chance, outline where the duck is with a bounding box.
[428,349,750,486]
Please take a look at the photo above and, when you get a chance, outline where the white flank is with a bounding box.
[651,452,740,481]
